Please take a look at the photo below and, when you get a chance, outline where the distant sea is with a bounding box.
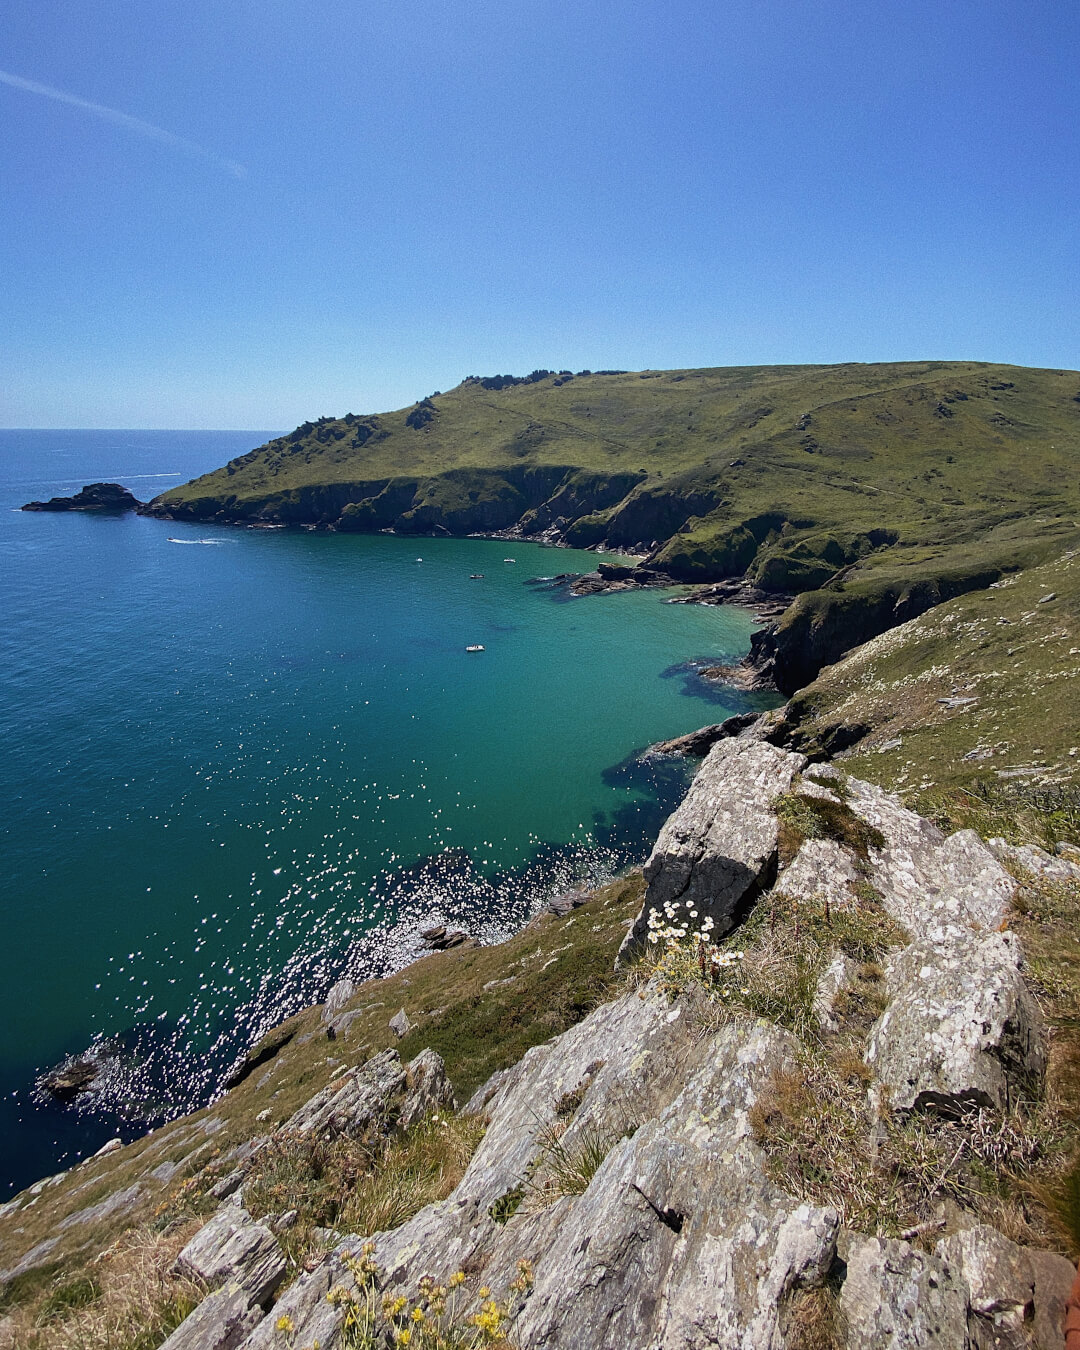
[0,429,773,1195]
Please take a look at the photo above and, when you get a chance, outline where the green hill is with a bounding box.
[150,361,1080,690]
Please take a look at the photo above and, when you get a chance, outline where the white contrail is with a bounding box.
[0,68,246,178]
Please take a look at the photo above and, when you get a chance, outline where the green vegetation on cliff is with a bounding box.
[152,361,1080,692]
[154,362,1080,579]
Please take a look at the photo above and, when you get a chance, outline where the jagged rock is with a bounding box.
[841,776,1015,938]
[209,1168,246,1201]
[160,1282,263,1350]
[40,1056,98,1102]
[866,932,1045,1114]
[781,837,864,911]
[175,1206,286,1307]
[813,951,861,1033]
[546,890,587,917]
[321,978,356,1023]
[838,1232,969,1347]
[419,926,469,950]
[352,1010,846,1350]
[936,1223,1075,1348]
[619,739,806,960]
[282,1047,406,1138]
[988,838,1080,886]
[389,1008,413,1039]
[238,1263,332,1349]
[399,1049,455,1130]
[649,722,731,756]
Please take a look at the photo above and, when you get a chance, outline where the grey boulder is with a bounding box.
[175,1206,286,1308]
[620,739,806,960]
[937,1223,1075,1349]
[866,932,1045,1114]
[399,1048,455,1130]
[283,1046,406,1138]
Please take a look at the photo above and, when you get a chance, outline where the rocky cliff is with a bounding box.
[7,740,1078,1349]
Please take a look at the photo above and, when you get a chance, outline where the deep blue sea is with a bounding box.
[0,430,773,1194]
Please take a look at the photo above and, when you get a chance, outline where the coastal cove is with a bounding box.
[0,430,772,1197]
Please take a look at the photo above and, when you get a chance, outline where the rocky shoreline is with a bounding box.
[6,738,1078,1347]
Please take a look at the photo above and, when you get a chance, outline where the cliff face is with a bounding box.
[5,742,1078,1349]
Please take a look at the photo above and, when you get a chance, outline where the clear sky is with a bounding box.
[1,0,1077,428]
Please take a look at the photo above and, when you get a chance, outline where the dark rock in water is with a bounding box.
[420,926,468,951]
[40,1057,99,1102]
[649,712,768,757]
[21,482,143,512]
[597,561,635,581]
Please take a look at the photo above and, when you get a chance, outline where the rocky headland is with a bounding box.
[6,362,1080,1347]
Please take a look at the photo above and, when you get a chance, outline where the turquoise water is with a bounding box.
[0,431,772,1194]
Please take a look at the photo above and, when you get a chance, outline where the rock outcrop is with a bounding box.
[619,739,807,959]
[866,932,1045,1114]
[21,482,142,512]
[9,737,1075,1350]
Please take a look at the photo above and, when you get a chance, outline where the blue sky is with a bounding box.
[1,0,1077,428]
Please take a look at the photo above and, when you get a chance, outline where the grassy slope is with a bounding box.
[0,877,642,1316]
[777,545,1080,803]
[155,362,1080,570]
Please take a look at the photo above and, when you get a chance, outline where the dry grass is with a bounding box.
[239,1113,487,1277]
[1,1224,203,1350]
[749,1051,1071,1252]
[780,1283,846,1350]
[644,890,903,1043]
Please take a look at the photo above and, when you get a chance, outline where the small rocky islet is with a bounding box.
[20,481,143,512]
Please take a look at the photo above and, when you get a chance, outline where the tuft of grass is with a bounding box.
[529,1122,616,1204]
[775,791,887,868]
[34,1274,101,1325]
[2,1225,203,1350]
[781,1282,846,1350]
[749,1052,1070,1250]
[240,1113,486,1275]
[644,891,903,1042]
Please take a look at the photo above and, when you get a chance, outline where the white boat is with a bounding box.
[469,573,484,579]
[415,557,423,563]
[465,644,485,652]
[503,557,516,563]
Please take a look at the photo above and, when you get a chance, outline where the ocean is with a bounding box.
[0,429,773,1194]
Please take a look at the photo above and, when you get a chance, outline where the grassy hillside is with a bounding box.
[152,362,1080,569]
[150,361,1080,690]
[773,544,1080,814]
